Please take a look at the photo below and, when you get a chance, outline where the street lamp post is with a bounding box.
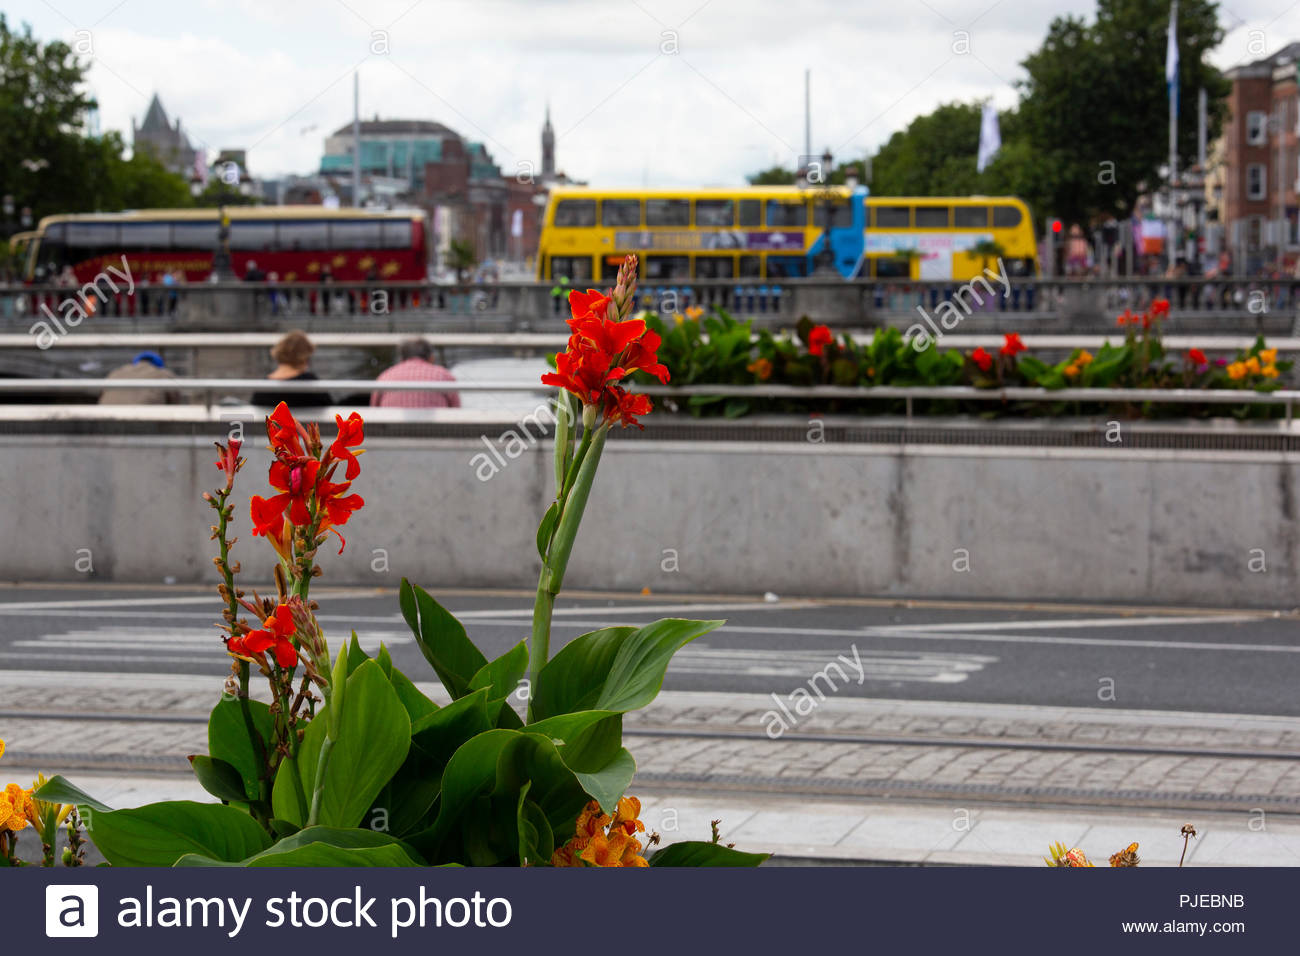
[212,205,234,281]
[813,147,838,275]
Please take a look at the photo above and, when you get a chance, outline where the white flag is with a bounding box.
[1166,1,1179,86]
[977,102,1001,173]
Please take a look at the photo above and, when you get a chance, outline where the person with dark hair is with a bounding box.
[250,330,331,408]
[370,338,460,408]
[100,351,182,404]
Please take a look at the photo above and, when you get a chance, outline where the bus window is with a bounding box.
[172,221,219,251]
[738,199,761,227]
[766,201,807,228]
[695,199,734,227]
[554,199,596,227]
[874,256,913,278]
[380,220,413,248]
[601,199,641,227]
[600,256,626,281]
[67,222,120,259]
[954,205,990,228]
[695,256,734,278]
[119,222,172,249]
[231,221,279,250]
[550,256,592,281]
[331,220,384,248]
[646,199,689,227]
[992,205,1023,228]
[814,199,851,228]
[915,207,950,228]
[766,256,805,277]
[739,255,760,277]
[873,206,910,228]
[645,256,689,280]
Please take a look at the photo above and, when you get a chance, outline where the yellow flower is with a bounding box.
[1262,364,1279,378]
[1245,356,1261,375]
[0,739,5,761]
[1,782,34,832]
[551,797,650,867]
[1260,348,1278,366]
[684,305,704,319]
[1227,362,1247,380]
[673,313,685,325]
[29,772,72,842]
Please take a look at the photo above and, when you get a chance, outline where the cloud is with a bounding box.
[10,0,1300,187]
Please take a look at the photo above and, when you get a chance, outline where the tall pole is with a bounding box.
[1167,0,1179,272]
[804,69,811,175]
[352,71,361,208]
[1197,87,1207,271]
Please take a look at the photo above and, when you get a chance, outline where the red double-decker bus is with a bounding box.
[20,206,429,284]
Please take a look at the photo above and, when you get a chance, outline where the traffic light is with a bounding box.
[1049,218,1063,235]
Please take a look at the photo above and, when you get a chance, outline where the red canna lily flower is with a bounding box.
[602,386,653,429]
[971,347,993,372]
[808,325,833,356]
[1188,347,1208,366]
[267,458,320,526]
[214,438,242,485]
[249,494,293,560]
[266,402,308,461]
[542,344,625,404]
[618,329,670,383]
[1000,333,1026,357]
[567,313,646,357]
[230,604,298,668]
[1150,298,1170,318]
[1117,310,1133,326]
[569,288,613,320]
[328,412,365,480]
[316,480,365,553]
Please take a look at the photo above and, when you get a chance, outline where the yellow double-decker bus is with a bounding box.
[536,187,1037,282]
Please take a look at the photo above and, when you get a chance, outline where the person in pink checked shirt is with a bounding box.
[370,338,462,408]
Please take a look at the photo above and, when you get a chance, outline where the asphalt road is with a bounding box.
[0,584,1296,716]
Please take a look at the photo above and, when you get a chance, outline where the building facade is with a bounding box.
[132,94,198,178]
[1221,42,1300,273]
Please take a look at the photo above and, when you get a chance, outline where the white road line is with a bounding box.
[883,614,1270,632]
[672,647,996,684]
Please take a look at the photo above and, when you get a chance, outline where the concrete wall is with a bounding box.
[2,434,1297,606]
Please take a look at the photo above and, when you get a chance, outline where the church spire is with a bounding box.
[541,102,555,181]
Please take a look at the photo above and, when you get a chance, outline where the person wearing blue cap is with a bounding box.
[99,350,182,404]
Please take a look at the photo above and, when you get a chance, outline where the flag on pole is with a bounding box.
[1166,1,1179,87]
[977,101,1001,173]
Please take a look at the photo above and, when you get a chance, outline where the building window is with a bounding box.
[1247,111,1269,146]
[1247,163,1267,200]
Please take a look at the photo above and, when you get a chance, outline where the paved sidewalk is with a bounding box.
[3,671,1299,865]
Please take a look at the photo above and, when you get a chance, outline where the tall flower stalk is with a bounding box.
[528,255,668,720]
[211,404,367,825]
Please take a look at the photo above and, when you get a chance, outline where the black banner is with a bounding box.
[4,867,1292,953]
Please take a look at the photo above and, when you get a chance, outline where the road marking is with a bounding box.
[675,646,995,684]
[883,614,1270,632]
[2,626,408,660]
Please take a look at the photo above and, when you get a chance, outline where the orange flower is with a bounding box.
[551,798,650,867]
[747,357,774,381]
[601,386,654,430]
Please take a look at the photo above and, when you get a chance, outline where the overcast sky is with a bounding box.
[8,0,1300,186]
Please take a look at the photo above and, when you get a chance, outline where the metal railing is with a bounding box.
[3,275,1300,329]
[3,378,1297,424]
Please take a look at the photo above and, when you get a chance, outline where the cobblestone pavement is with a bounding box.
[4,672,1299,813]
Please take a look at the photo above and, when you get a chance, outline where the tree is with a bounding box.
[447,238,476,282]
[1015,0,1228,223]
[868,102,986,196]
[0,16,193,226]
[747,165,796,185]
